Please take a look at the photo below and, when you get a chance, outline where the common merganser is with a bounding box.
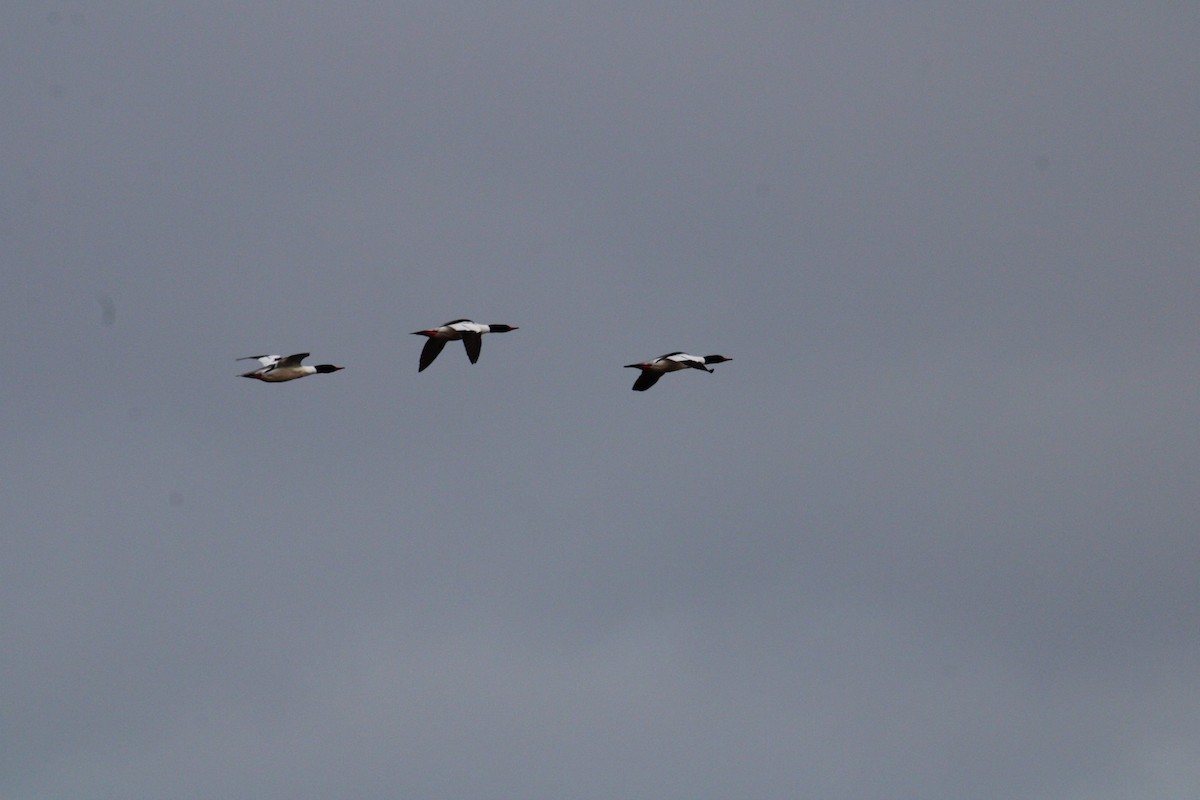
[624,352,731,391]
[411,319,519,371]
[238,353,345,382]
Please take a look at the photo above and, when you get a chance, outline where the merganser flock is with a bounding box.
[240,322,730,391]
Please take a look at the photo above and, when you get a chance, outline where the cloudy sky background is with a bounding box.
[3,4,1198,798]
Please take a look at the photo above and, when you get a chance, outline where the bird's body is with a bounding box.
[238,353,344,382]
[412,319,519,371]
[624,352,731,391]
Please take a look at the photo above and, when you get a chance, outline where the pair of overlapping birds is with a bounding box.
[239,319,730,392]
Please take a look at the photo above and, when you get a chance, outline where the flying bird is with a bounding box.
[238,353,344,382]
[411,319,519,371]
[624,352,731,391]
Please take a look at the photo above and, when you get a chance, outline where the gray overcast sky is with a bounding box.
[3,4,1198,799]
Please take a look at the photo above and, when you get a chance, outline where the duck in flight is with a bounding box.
[624,352,731,391]
[238,353,344,382]
[412,319,519,372]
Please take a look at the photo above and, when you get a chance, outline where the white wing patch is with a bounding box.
[238,354,283,369]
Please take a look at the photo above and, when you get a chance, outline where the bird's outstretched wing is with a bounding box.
[461,332,483,364]
[238,354,282,368]
[419,338,447,372]
[275,353,310,368]
[631,371,662,392]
